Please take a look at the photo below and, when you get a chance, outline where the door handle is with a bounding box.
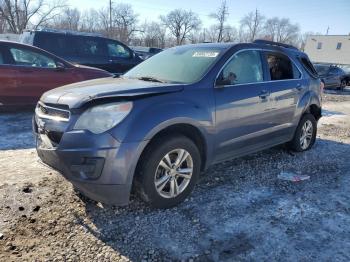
[259,90,270,99]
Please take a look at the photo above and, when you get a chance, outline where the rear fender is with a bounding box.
[295,90,321,125]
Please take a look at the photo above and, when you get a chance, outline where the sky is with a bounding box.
[70,0,350,35]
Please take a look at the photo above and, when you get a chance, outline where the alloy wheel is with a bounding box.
[300,120,313,150]
[154,149,193,199]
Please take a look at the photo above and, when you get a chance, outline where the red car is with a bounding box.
[0,41,112,109]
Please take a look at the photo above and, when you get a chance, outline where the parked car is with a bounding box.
[34,40,322,208]
[314,64,349,90]
[339,65,350,85]
[20,29,143,74]
[0,41,112,109]
[131,46,163,60]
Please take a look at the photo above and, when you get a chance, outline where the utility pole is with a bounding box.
[109,0,112,32]
[326,26,330,35]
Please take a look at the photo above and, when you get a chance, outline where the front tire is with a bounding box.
[135,136,201,208]
[288,114,317,152]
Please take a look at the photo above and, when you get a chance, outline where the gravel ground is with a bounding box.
[1,92,350,262]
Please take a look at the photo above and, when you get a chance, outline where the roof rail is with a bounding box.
[31,28,104,38]
[253,39,299,50]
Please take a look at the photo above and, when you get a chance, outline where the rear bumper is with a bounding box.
[34,119,147,206]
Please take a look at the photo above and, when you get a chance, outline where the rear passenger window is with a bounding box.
[76,37,106,57]
[299,57,318,78]
[267,53,299,80]
[216,50,263,86]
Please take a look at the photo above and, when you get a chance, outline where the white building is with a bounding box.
[304,35,350,65]
[0,33,19,42]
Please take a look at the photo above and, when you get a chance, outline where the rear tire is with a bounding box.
[135,135,201,208]
[340,80,347,91]
[288,113,317,152]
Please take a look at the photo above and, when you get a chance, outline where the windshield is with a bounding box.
[314,65,329,75]
[124,46,223,84]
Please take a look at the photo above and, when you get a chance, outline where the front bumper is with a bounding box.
[34,116,147,206]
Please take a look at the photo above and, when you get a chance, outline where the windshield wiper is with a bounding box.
[136,76,166,83]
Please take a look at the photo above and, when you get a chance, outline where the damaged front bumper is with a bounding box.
[33,113,146,206]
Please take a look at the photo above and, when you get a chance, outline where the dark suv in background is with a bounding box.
[314,64,349,90]
[131,46,163,60]
[20,29,143,74]
[34,40,322,208]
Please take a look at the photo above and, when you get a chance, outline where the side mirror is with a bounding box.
[55,61,66,71]
[215,79,226,88]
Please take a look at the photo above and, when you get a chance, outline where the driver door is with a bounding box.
[214,50,271,162]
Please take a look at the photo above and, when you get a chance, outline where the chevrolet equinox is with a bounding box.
[34,40,322,208]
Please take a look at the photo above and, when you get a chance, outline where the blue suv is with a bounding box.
[34,40,322,208]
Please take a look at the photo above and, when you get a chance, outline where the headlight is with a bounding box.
[74,102,133,134]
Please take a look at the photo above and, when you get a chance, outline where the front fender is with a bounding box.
[109,89,215,145]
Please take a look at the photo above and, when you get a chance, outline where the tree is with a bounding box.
[299,31,319,51]
[240,9,265,42]
[50,7,80,31]
[209,0,229,42]
[97,3,139,43]
[264,17,300,45]
[0,15,6,33]
[160,9,201,45]
[0,0,66,34]
[222,25,238,42]
[140,21,166,48]
[80,9,101,33]
[112,3,138,43]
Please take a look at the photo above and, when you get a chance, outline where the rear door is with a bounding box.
[8,45,76,105]
[261,51,304,137]
[214,49,272,161]
[0,46,18,106]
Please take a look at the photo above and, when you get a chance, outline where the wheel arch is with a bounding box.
[135,122,209,179]
[296,90,322,121]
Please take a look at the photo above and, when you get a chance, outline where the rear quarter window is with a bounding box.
[35,33,77,57]
[299,57,318,78]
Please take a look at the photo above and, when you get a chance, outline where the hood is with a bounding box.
[41,77,184,108]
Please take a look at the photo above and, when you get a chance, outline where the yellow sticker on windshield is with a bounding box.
[192,52,219,58]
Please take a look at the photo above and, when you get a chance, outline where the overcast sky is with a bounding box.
[70,0,350,35]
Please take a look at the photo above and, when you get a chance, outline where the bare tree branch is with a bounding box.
[160,9,201,45]
[209,0,229,42]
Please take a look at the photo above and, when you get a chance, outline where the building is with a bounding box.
[304,35,350,65]
[0,33,19,42]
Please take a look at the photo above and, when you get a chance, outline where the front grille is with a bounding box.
[36,102,70,121]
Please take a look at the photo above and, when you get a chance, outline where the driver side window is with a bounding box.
[9,47,57,68]
[216,50,263,86]
[107,41,131,58]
